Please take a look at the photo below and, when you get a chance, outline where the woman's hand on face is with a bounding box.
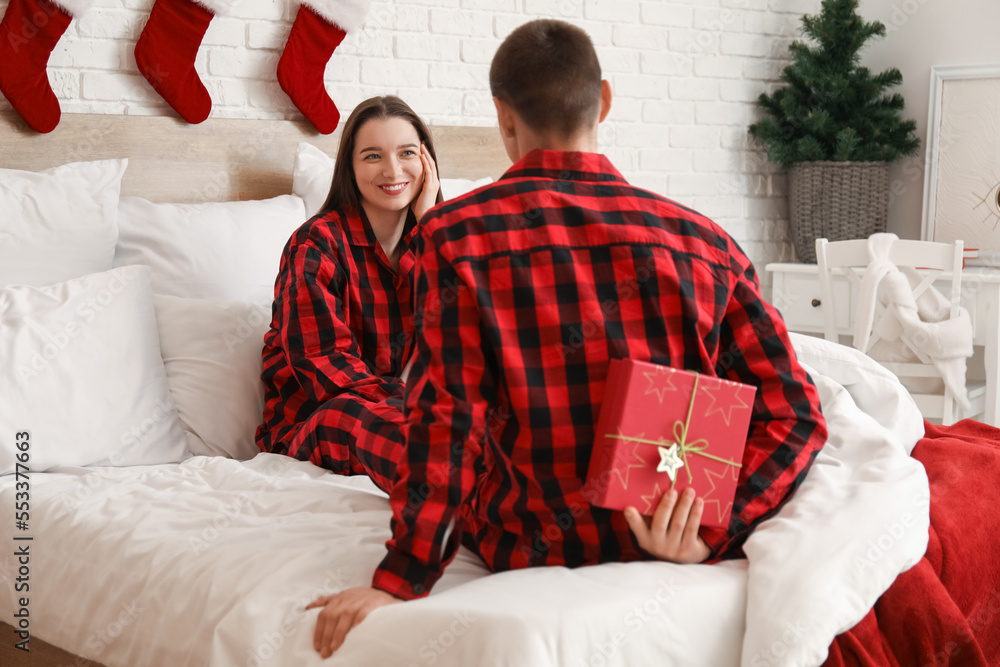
[412,143,440,222]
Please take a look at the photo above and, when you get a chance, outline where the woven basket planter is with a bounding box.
[788,161,890,263]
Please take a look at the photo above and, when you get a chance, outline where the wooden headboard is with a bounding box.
[0,111,511,202]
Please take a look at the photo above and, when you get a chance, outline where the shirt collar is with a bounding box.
[338,205,419,248]
[499,149,629,185]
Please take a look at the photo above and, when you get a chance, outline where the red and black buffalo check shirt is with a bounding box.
[255,206,417,454]
[372,149,827,600]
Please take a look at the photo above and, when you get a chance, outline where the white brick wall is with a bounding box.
[0,0,826,271]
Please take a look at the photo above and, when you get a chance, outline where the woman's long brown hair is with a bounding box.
[321,96,444,214]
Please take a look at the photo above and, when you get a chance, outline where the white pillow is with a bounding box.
[292,141,493,218]
[441,176,494,202]
[0,159,127,287]
[113,194,307,302]
[153,294,270,460]
[0,266,190,475]
[293,141,335,218]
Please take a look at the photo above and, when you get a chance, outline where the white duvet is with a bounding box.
[0,334,930,667]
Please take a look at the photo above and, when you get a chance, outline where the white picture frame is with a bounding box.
[921,64,1000,263]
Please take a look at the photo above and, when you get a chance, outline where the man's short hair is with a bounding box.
[489,19,603,137]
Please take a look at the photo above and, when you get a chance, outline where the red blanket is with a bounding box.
[824,420,1000,667]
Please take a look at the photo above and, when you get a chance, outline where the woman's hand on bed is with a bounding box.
[412,142,440,222]
[624,487,711,564]
[306,586,401,658]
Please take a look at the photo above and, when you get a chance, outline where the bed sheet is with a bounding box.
[0,456,745,667]
[0,334,930,667]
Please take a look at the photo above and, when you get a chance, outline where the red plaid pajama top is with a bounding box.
[372,149,828,600]
[255,206,417,492]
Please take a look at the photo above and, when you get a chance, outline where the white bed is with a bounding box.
[0,111,931,667]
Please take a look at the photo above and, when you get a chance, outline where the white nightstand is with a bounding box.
[766,262,1000,426]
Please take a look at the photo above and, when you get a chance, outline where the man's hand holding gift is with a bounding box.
[624,487,711,564]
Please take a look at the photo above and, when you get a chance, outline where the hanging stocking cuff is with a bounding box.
[299,0,371,33]
[50,0,95,17]
[51,0,235,15]
[189,0,238,15]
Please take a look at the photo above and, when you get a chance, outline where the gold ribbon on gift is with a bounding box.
[606,372,742,486]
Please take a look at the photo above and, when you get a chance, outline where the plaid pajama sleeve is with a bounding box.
[256,226,408,459]
[274,239,397,406]
[698,253,828,558]
[371,242,492,600]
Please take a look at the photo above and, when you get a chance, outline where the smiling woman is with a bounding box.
[322,96,442,246]
[254,95,442,496]
[352,117,433,270]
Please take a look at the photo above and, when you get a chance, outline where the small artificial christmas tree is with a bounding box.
[749,0,920,168]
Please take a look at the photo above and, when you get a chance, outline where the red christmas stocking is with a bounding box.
[0,0,93,133]
[134,0,234,124]
[278,0,371,134]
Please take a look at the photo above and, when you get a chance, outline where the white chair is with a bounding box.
[815,236,987,425]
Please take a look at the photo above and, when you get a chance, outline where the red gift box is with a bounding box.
[585,359,756,528]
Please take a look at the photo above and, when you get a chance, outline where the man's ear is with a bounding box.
[598,80,613,123]
[494,97,517,140]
